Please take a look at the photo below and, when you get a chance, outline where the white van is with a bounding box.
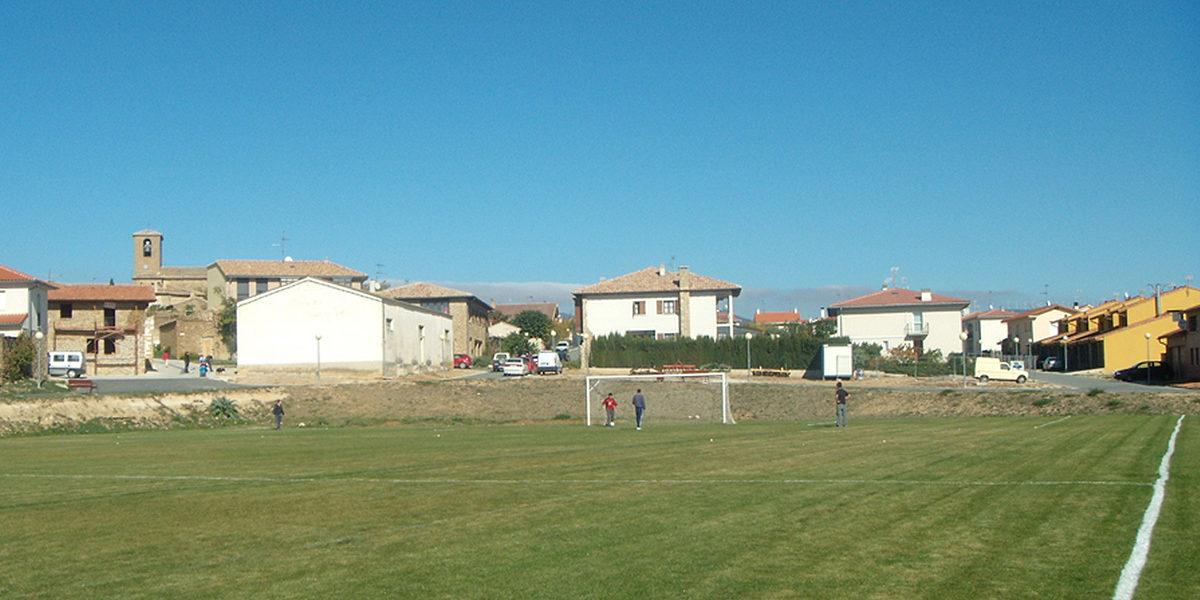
[535,350,562,375]
[47,351,86,378]
[973,357,1028,383]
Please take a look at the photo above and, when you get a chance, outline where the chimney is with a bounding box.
[679,266,691,290]
[920,289,932,302]
[658,264,666,277]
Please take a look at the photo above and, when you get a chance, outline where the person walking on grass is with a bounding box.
[273,400,285,430]
[834,381,849,427]
[632,389,646,430]
[602,392,618,427]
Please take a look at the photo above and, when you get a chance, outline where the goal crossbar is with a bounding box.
[585,372,734,426]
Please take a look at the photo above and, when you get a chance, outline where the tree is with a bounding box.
[2,332,36,382]
[511,310,552,342]
[214,291,237,353]
[502,332,534,356]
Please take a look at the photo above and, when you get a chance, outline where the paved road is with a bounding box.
[1032,370,1193,394]
[58,359,249,394]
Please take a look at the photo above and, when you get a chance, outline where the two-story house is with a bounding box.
[827,287,969,357]
[1003,304,1077,363]
[961,309,1017,356]
[379,282,492,358]
[47,284,156,375]
[573,266,740,340]
[1162,306,1200,382]
[206,259,368,310]
[1034,286,1200,373]
[0,264,51,338]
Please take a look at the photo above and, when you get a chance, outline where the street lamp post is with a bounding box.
[959,331,969,388]
[1145,332,1152,383]
[315,334,322,386]
[745,332,753,382]
[1061,335,1069,372]
[34,331,45,388]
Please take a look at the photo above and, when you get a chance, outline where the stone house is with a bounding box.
[47,284,156,375]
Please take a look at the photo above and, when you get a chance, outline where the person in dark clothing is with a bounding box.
[632,389,646,430]
[182,352,190,374]
[835,381,849,427]
[273,400,285,430]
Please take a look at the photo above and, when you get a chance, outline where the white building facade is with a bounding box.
[828,288,970,357]
[237,278,453,378]
[0,265,50,338]
[1003,304,1078,350]
[573,266,740,340]
[962,309,1017,355]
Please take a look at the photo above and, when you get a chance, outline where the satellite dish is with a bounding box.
[284,256,294,262]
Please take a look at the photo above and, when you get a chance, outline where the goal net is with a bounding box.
[585,372,734,426]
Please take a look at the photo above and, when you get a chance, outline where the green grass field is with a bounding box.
[2,416,1196,599]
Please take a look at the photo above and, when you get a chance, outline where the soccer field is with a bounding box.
[1,416,1195,599]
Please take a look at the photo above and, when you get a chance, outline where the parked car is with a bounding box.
[1041,356,1063,371]
[453,354,472,369]
[555,341,570,352]
[47,351,86,378]
[502,357,529,377]
[1113,361,1172,382]
[492,352,509,372]
[974,357,1029,383]
[536,350,562,375]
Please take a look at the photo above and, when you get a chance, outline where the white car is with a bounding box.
[502,357,529,377]
[555,341,570,352]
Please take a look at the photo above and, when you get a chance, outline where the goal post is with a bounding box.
[585,371,734,426]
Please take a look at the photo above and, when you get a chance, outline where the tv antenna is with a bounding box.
[272,231,290,260]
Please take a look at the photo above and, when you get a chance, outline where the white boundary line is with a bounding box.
[0,472,1151,488]
[1034,415,1072,429]
[1112,414,1185,600]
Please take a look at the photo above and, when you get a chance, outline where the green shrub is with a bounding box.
[1088,388,1104,397]
[207,397,240,420]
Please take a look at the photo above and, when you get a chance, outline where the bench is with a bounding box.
[68,378,96,393]
[751,368,790,377]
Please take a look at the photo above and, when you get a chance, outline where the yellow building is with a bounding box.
[1033,286,1200,374]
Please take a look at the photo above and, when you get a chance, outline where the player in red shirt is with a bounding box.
[602,393,618,427]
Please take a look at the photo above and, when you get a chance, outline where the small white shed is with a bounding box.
[237,277,453,378]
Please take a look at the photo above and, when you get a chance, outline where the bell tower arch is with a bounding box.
[133,229,163,278]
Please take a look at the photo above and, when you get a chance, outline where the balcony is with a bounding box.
[904,323,929,337]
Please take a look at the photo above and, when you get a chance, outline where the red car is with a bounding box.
[453,354,472,369]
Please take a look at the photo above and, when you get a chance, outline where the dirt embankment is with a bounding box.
[2,375,1198,436]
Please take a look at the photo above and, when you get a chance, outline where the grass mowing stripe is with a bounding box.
[1112,414,1186,600]
[0,472,1152,487]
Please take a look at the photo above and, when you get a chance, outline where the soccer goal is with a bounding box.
[585,371,734,426]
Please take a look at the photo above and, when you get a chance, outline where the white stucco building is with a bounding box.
[828,288,970,357]
[0,264,51,338]
[237,277,453,378]
[1003,304,1078,354]
[962,309,1017,355]
[572,266,741,340]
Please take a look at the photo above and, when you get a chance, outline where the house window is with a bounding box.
[60,304,73,319]
[1189,315,1198,332]
[632,301,646,316]
[237,279,250,300]
[104,340,116,354]
[386,318,394,332]
[86,339,96,353]
[256,279,269,294]
[658,300,676,315]
[104,308,116,327]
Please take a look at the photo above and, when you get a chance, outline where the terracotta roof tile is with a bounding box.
[381,282,472,299]
[0,264,38,282]
[0,313,28,325]
[830,288,968,308]
[573,267,740,296]
[49,284,157,303]
[1001,304,1077,323]
[754,310,802,323]
[211,259,366,279]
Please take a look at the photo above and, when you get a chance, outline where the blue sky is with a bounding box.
[3,1,1197,317]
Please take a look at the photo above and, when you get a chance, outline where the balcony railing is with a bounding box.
[904,323,929,337]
